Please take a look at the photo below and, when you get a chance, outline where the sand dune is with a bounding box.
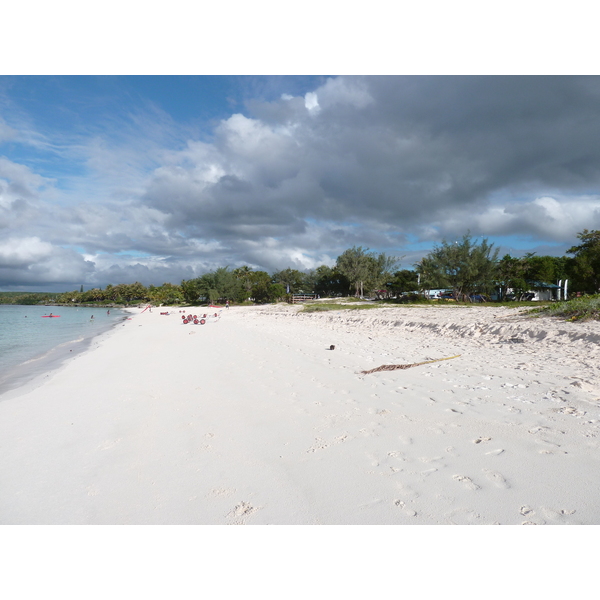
[1,303,598,524]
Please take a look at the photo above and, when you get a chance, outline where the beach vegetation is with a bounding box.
[336,246,399,297]
[233,266,254,301]
[385,269,420,297]
[495,253,569,300]
[0,291,60,305]
[271,268,306,294]
[416,233,499,300]
[530,294,600,321]
[301,302,382,313]
[383,293,433,304]
[311,265,351,297]
[566,229,600,294]
[147,283,184,305]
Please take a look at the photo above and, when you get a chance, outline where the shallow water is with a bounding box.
[0,305,127,393]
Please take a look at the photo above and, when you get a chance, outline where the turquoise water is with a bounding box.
[0,305,127,394]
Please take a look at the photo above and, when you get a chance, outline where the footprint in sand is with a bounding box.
[528,426,548,434]
[209,488,236,498]
[473,437,491,444]
[420,456,444,463]
[482,469,510,488]
[453,475,480,490]
[421,468,438,477]
[307,437,329,452]
[227,501,259,524]
[485,448,505,456]
[446,508,482,524]
[394,500,417,517]
[520,505,534,516]
[541,507,576,522]
[387,451,406,461]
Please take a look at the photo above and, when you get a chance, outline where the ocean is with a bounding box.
[0,304,128,395]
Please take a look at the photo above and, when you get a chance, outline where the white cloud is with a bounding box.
[430,195,600,243]
[0,236,53,267]
[316,76,374,110]
[304,92,320,113]
[0,157,51,198]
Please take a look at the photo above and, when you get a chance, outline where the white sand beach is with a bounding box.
[1,303,599,525]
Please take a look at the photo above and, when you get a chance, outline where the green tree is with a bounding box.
[148,283,183,305]
[81,287,106,303]
[267,283,287,302]
[336,246,397,297]
[249,271,273,303]
[180,279,201,304]
[336,246,371,296]
[417,233,499,299]
[272,268,307,294]
[113,282,148,303]
[57,289,83,303]
[104,284,116,301]
[233,266,254,302]
[496,255,529,300]
[567,229,600,293]
[521,254,566,285]
[387,269,419,296]
[363,253,400,297]
[312,265,350,297]
[194,267,243,303]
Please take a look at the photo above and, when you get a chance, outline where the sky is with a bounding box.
[1,3,600,292]
[2,74,600,292]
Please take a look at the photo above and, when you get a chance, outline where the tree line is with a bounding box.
[49,247,400,305]
[42,229,600,306]
[414,229,600,300]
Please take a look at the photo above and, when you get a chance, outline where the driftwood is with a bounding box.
[360,354,461,375]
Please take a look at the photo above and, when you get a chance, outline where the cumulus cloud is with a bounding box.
[431,195,600,243]
[0,157,51,199]
[0,236,95,287]
[0,236,53,268]
[3,76,600,290]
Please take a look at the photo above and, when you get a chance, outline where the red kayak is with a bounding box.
[42,315,60,318]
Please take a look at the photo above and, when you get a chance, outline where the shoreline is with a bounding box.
[0,310,131,401]
[1,304,599,524]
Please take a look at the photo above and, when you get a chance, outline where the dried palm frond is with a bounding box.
[360,354,461,375]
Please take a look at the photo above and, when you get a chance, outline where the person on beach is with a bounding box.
[226,300,229,309]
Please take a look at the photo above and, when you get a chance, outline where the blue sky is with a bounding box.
[2,75,600,291]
